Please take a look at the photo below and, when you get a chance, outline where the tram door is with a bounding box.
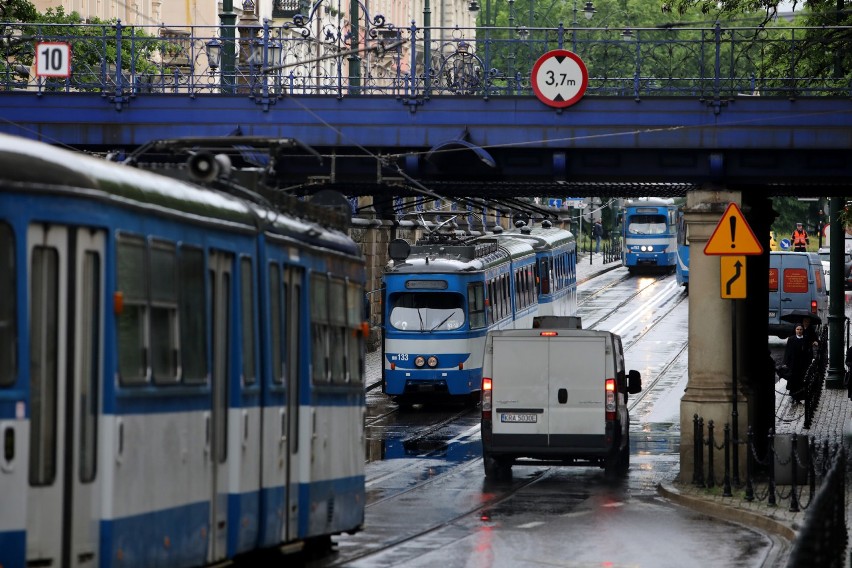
[208,251,233,562]
[26,224,104,567]
[285,265,304,541]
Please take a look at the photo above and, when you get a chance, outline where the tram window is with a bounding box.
[150,241,178,384]
[329,277,347,383]
[540,258,551,294]
[0,223,15,386]
[468,282,486,330]
[311,274,330,382]
[117,236,148,385]
[269,264,284,384]
[180,247,207,384]
[29,245,59,486]
[347,281,364,383]
[487,280,496,323]
[240,258,256,385]
[526,268,532,306]
[628,214,666,235]
[287,268,302,395]
[388,292,465,331]
[499,275,507,319]
[79,251,100,483]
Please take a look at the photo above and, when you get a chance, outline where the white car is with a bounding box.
[817,247,852,292]
[818,247,831,291]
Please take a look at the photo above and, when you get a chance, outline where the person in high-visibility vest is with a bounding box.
[791,222,809,252]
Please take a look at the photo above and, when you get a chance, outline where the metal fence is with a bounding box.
[2,19,852,103]
[692,415,848,568]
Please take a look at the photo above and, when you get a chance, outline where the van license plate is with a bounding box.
[501,413,537,423]
[768,311,776,318]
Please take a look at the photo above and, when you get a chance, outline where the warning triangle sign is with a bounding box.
[704,202,764,255]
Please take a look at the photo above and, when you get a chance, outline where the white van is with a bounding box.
[480,321,642,479]
[768,251,828,339]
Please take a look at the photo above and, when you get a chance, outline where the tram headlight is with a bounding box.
[414,356,426,367]
[427,356,439,368]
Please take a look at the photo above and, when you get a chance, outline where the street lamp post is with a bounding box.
[571,0,595,51]
[348,0,361,93]
[219,0,237,93]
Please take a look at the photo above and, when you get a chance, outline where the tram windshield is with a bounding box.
[389,292,465,332]
[627,214,667,235]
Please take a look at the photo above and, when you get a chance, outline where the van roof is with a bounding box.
[490,328,612,339]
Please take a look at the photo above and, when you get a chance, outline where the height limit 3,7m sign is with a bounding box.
[531,50,588,109]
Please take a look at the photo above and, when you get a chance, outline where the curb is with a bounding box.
[577,262,622,285]
[657,482,798,542]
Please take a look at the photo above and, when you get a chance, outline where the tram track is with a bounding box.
[325,467,549,567]
[628,340,689,412]
[580,272,674,329]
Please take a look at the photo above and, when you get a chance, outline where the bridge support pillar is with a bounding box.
[679,189,750,483]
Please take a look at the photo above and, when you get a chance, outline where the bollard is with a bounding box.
[706,420,716,488]
[696,417,705,486]
[768,428,777,507]
[692,414,701,485]
[723,423,732,497]
[745,426,755,501]
[804,374,812,429]
[789,434,800,512]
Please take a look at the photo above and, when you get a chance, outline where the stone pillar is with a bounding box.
[679,189,749,482]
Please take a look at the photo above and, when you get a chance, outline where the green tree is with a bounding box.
[771,197,816,246]
[664,0,852,95]
[2,2,161,92]
[1,0,38,22]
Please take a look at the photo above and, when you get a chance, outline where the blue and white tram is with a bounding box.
[504,223,578,317]
[381,223,577,406]
[675,208,690,290]
[620,198,678,273]
[0,133,366,568]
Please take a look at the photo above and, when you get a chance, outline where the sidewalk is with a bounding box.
[576,249,852,561]
[575,250,622,282]
[658,369,852,564]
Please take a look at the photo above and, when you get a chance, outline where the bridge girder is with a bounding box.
[2,94,852,200]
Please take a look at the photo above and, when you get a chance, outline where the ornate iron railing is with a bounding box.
[1,18,851,104]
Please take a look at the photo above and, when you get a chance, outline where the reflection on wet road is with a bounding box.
[312,270,783,568]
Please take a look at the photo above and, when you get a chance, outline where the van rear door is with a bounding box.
[778,254,816,324]
[768,253,781,331]
[548,335,606,438]
[490,335,549,440]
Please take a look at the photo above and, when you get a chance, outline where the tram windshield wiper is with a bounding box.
[430,312,454,332]
[418,308,425,331]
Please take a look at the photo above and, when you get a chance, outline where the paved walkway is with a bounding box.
[575,251,852,564]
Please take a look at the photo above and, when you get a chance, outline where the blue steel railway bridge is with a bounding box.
[2,2,852,477]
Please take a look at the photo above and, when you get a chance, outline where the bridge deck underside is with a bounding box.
[2,95,851,199]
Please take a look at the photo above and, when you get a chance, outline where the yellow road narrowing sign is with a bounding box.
[720,256,747,298]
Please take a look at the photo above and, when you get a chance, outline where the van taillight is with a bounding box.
[605,378,616,421]
[811,300,817,314]
[540,331,558,337]
[482,377,493,420]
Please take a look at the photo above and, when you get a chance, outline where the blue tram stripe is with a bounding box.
[99,502,209,568]
[0,530,26,568]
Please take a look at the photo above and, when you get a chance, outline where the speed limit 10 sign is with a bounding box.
[531,49,588,109]
[35,42,71,78]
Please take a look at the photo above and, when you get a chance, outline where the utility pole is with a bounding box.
[348,0,361,94]
[424,0,432,97]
